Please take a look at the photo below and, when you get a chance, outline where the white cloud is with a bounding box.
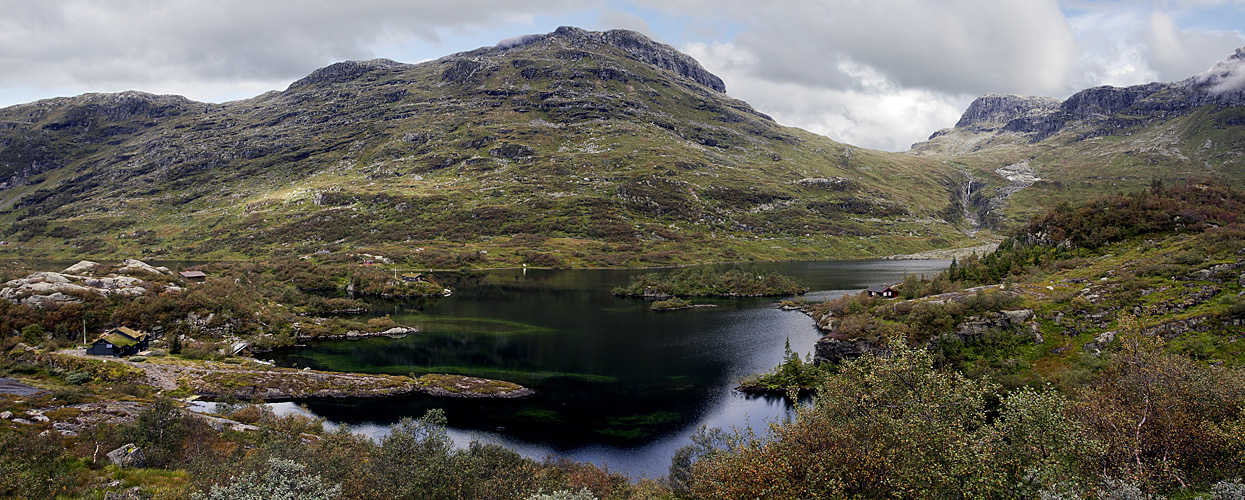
[0,0,595,102]
[1144,9,1245,79]
[685,41,970,151]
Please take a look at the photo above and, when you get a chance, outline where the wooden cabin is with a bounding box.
[866,284,899,298]
[86,327,150,357]
[179,270,207,281]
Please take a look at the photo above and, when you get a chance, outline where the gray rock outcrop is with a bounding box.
[814,337,884,364]
[952,94,1062,129]
[63,260,100,275]
[916,45,1245,152]
[1,259,180,308]
[952,309,1040,343]
[106,444,146,468]
[506,26,728,94]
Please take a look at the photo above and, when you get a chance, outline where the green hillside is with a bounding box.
[1,28,1244,268]
[0,27,978,267]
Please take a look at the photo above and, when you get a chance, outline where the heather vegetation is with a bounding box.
[0,391,666,499]
[709,183,1245,498]
[3,184,1245,498]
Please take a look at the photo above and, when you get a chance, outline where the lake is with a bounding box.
[268,259,950,478]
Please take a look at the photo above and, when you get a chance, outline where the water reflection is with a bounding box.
[269,260,948,478]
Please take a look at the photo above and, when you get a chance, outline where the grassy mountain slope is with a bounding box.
[0,27,976,267]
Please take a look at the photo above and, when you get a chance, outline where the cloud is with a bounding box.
[0,0,592,100]
[1144,9,1245,80]
[637,0,1079,97]
[685,41,970,151]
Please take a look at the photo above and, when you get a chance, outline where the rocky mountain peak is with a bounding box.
[493,26,727,93]
[953,94,1061,128]
[287,58,414,89]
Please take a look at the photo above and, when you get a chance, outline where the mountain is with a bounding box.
[1,29,1244,267]
[910,47,1245,229]
[0,26,976,266]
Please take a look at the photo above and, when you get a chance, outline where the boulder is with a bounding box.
[106,444,146,468]
[814,337,883,364]
[63,260,100,275]
[953,309,1036,342]
[115,259,167,276]
[21,292,83,308]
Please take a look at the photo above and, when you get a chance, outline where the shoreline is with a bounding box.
[49,348,534,400]
[882,242,999,261]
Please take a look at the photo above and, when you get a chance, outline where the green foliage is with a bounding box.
[0,429,81,499]
[668,425,738,498]
[1074,319,1245,490]
[649,297,690,310]
[20,323,44,345]
[193,458,342,500]
[691,338,1016,499]
[63,370,91,385]
[737,337,824,398]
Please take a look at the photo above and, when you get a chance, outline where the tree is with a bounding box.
[1073,315,1245,490]
[373,409,457,499]
[20,324,44,345]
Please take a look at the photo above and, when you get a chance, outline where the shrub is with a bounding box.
[64,371,91,385]
[193,458,342,500]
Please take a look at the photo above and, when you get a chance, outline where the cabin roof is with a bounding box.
[180,270,207,278]
[96,327,147,346]
[866,284,896,293]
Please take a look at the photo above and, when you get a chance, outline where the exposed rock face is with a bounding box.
[106,444,146,468]
[116,259,170,276]
[287,58,414,89]
[952,94,1062,129]
[951,309,1041,344]
[916,45,1245,152]
[1,259,180,308]
[63,260,100,275]
[495,26,728,93]
[814,337,883,364]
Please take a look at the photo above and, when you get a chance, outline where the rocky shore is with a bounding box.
[51,349,533,400]
[295,326,419,342]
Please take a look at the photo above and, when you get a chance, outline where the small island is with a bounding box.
[649,297,720,311]
[613,267,808,298]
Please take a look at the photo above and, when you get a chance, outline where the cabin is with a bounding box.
[86,327,150,357]
[866,284,899,298]
[401,273,429,283]
[179,270,207,281]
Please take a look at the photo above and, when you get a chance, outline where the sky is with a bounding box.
[1,1,1243,152]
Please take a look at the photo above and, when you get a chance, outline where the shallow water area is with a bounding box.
[264,260,950,477]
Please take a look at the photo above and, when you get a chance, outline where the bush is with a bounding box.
[193,458,342,500]
[64,371,91,385]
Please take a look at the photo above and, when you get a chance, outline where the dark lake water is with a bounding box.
[267,259,950,478]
